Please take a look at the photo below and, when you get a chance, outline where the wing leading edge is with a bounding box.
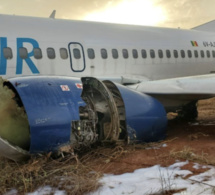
[132,74,215,111]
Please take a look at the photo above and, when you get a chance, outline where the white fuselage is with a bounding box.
[1,15,215,83]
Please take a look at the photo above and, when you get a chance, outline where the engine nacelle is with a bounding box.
[0,76,167,161]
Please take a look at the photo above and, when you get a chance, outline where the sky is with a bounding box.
[0,0,215,29]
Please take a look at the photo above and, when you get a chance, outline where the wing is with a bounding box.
[192,20,215,32]
[131,74,215,111]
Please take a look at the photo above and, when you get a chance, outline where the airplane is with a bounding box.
[0,13,214,161]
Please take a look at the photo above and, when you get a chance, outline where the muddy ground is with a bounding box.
[88,98,215,176]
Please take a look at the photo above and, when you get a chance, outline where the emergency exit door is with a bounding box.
[69,42,86,72]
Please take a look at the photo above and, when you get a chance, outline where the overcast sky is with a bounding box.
[0,0,215,29]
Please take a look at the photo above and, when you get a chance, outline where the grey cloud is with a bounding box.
[1,0,215,29]
[0,0,121,19]
[155,0,215,28]
[56,0,122,19]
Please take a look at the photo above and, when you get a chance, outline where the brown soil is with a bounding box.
[88,98,215,176]
[2,98,215,194]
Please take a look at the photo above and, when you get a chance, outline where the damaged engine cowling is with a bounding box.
[0,76,167,161]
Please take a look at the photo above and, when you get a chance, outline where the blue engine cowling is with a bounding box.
[0,76,167,161]
[103,80,167,143]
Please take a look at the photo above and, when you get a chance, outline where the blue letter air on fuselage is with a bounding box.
[16,38,40,74]
[0,37,40,75]
[0,37,7,75]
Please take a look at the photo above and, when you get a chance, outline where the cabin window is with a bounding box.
[112,49,118,59]
[132,49,138,59]
[19,47,28,59]
[150,49,155,58]
[33,48,42,59]
[101,48,108,59]
[173,50,178,58]
[47,48,56,59]
[141,49,147,58]
[194,50,198,58]
[213,51,215,58]
[181,50,185,58]
[187,50,192,58]
[3,47,13,59]
[158,50,163,58]
[166,50,171,58]
[200,50,205,58]
[206,50,210,58]
[73,48,81,59]
[60,48,68,59]
[87,48,95,59]
[122,49,129,59]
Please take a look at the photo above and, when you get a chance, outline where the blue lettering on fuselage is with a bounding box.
[16,38,39,74]
[0,37,7,75]
[0,37,40,75]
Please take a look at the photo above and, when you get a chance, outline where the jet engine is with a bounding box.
[0,76,167,161]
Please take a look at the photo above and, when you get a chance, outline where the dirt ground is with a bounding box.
[89,98,215,176]
[2,97,215,194]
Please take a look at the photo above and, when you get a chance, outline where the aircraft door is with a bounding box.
[69,42,86,72]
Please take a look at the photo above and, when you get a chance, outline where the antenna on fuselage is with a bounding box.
[49,10,56,19]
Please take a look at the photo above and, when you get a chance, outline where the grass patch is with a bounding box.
[170,146,210,164]
[0,145,130,194]
[0,151,101,194]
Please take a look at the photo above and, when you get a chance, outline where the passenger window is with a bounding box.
[150,49,155,58]
[73,48,81,59]
[166,50,171,58]
[33,48,42,59]
[200,50,205,58]
[206,50,210,58]
[141,49,147,58]
[19,47,28,59]
[60,48,68,59]
[101,48,108,59]
[112,49,118,59]
[47,48,56,59]
[158,50,163,58]
[3,47,13,59]
[194,50,198,58]
[132,49,138,59]
[187,50,192,58]
[122,49,129,59]
[181,50,185,58]
[173,50,178,58]
[213,51,215,58]
[87,48,95,59]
